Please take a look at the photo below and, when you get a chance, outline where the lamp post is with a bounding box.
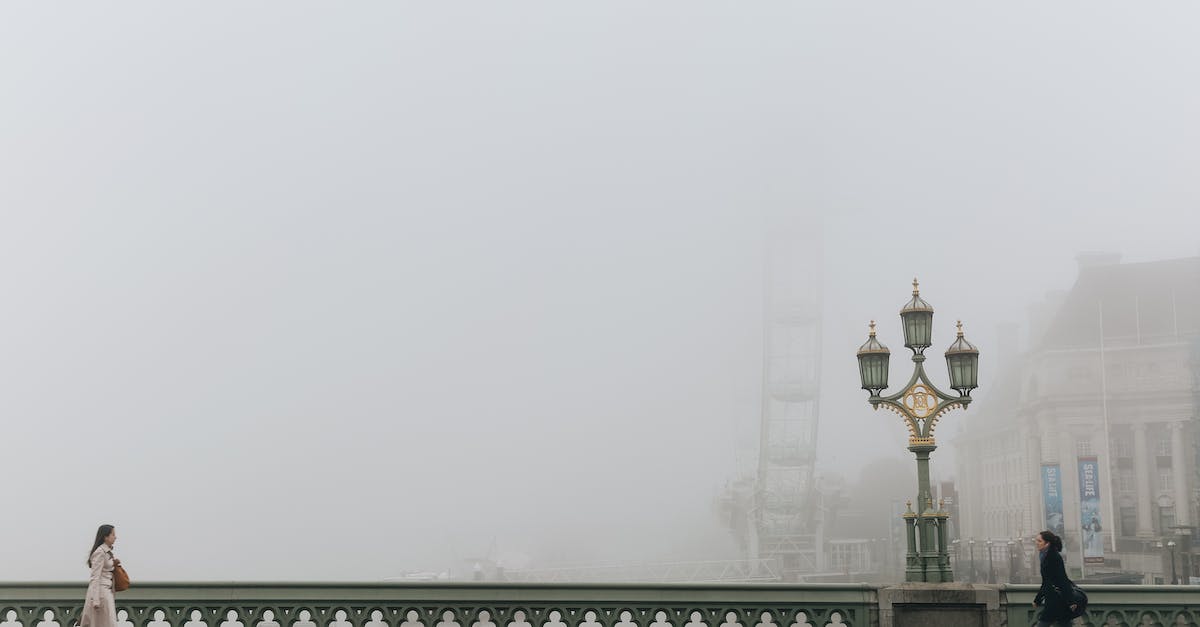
[1007,540,1017,583]
[968,539,976,583]
[1155,541,1164,583]
[1168,540,1179,584]
[857,279,980,583]
[950,539,961,581]
[1169,525,1194,585]
[986,540,996,583]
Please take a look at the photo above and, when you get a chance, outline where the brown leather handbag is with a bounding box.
[113,562,130,592]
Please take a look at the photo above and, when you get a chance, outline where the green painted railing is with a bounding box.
[1003,584,1200,626]
[5,583,1200,627]
[0,584,876,627]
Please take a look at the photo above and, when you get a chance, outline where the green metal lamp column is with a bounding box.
[856,279,980,583]
[912,443,940,582]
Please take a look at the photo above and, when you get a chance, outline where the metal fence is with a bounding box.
[0,583,875,627]
[4,582,1199,627]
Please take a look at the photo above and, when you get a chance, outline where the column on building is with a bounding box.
[1170,421,1190,526]
[1057,427,1080,567]
[1134,422,1156,537]
[1026,426,1042,536]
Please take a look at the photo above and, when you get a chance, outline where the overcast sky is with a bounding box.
[2,2,1198,581]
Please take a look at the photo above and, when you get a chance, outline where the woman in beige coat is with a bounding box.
[80,525,120,627]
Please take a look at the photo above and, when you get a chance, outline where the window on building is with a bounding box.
[1159,505,1176,531]
[1118,469,1135,493]
[1158,467,1175,493]
[1157,433,1172,457]
[1120,506,1138,537]
[1077,438,1094,456]
[1114,436,1133,458]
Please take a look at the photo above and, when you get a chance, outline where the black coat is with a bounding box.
[1034,549,1075,621]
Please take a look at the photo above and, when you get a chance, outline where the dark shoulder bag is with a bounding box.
[1069,585,1088,618]
[1052,580,1087,618]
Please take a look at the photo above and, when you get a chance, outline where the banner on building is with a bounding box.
[1078,456,1104,564]
[1041,463,1065,537]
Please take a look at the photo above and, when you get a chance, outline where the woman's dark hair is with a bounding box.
[1038,530,1063,552]
[88,525,115,567]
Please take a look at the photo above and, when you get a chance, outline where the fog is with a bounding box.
[1,2,1198,581]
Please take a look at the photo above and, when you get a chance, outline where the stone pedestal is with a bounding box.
[878,583,1002,627]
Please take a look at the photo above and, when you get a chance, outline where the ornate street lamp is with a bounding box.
[1007,540,1017,584]
[987,540,996,584]
[950,539,961,580]
[1155,540,1164,582]
[1168,540,1179,584]
[968,539,976,583]
[857,279,980,583]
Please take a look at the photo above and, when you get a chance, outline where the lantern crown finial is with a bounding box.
[858,322,890,355]
[901,281,934,314]
[945,323,978,355]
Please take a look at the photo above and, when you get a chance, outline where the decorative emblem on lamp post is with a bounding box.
[856,279,980,583]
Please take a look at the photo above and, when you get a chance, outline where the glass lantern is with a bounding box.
[901,278,934,353]
[857,321,891,395]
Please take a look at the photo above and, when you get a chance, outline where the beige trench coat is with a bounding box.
[80,545,117,627]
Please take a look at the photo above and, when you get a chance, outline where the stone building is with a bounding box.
[956,254,1200,581]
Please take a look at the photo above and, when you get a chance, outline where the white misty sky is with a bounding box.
[1,2,1197,581]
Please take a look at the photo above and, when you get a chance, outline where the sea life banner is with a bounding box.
[1041,463,1065,537]
[1078,456,1104,564]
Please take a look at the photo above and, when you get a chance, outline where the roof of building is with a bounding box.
[1037,256,1200,350]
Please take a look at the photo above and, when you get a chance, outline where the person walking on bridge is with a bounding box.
[1032,530,1080,627]
[81,525,120,627]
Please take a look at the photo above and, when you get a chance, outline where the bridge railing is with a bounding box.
[5,582,1200,627]
[1002,584,1200,626]
[0,583,875,627]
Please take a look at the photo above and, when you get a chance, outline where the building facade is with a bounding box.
[956,255,1200,582]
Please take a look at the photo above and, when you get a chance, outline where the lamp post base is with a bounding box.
[900,443,954,583]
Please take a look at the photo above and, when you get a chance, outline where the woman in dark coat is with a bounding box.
[1032,530,1078,627]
